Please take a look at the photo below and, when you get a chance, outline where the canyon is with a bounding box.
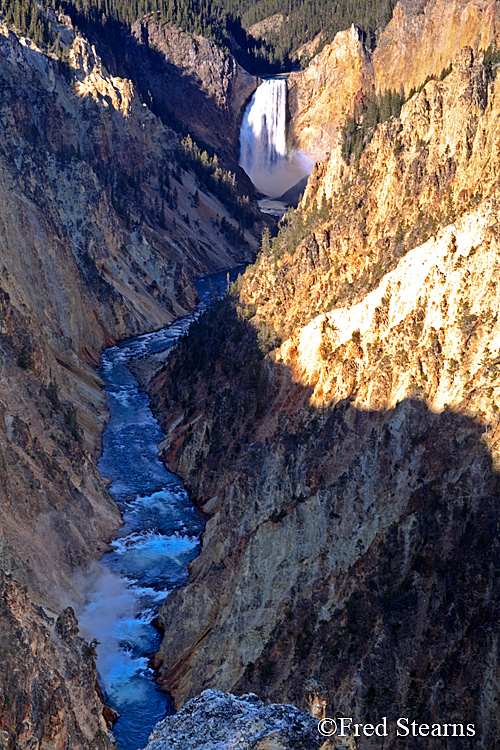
[2,0,500,748]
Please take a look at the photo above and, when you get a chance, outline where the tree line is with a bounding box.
[1,0,400,74]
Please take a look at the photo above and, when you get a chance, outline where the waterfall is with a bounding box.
[239,78,314,200]
[240,79,287,176]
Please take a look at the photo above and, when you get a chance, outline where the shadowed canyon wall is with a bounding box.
[127,22,258,159]
[0,573,113,750]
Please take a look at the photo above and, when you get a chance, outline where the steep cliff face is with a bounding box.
[287,0,500,159]
[262,47,495,342]
[149,47,500,747]
[0,573,113,750]
[127,21,257,158]
[287,26,373,155]
[372,0,500,95]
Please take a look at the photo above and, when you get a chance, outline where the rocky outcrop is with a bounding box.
[148,47,500,749]
[248,14,285,43]
[143,690,351,750]
[287,25,373,155]
[128,21,257,157]
[0,573,113,750]
[287,0,500,158]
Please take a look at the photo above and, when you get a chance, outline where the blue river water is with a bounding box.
[78,270,241,750]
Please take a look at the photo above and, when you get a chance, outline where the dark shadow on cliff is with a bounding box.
[150,294,500,750]
[103,25,263,230]
[75,18,258,181]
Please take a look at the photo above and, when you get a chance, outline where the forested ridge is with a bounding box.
[0,0,398,73]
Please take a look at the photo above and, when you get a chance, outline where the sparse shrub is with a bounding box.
[46,376,61,410]
[17,344,33,370]
[64,405,80,441]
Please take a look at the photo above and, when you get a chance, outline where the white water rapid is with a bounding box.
[239,78,314,200]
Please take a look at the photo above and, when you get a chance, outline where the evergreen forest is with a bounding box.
[0,0,399,74]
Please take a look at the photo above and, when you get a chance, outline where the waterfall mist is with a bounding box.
[239,78,314,199]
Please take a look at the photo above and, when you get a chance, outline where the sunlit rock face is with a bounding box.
[372,0,500,95]
[287,25,373,156]
[286,0,500,160]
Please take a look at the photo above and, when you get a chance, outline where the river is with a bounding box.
[78,269,242,750]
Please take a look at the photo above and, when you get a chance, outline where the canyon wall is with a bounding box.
[372,0,500,95]
[4,0,500,746]
[126,21,258,159]
[0,573,113,750]
[287,25,373,156]
[150,47,500,748]
[288,0,500,158]
[0,14,259,746]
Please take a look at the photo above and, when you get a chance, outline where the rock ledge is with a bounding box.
[143,690,348,750]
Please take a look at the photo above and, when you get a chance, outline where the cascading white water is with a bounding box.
[239,78,314,200]
[240,78,287,175]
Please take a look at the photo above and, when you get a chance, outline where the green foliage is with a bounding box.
[2,0,400,75]
[341,89,405,165]
[269,508,287,522]
[244,661,255,679]
[178,135,256,229]
[240,0,400,71]
[220,215,246,246]
[483,41,500,77]
[407,62,454,100]
[164,293,274,457]
[1,0,59,50]
[458,299,478,339]
[85,637,100,659]
[64,405,81,441]
[46,375,61,411]
[439,63,452,80]
[258,196,331,263]
[257,656,276,681]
